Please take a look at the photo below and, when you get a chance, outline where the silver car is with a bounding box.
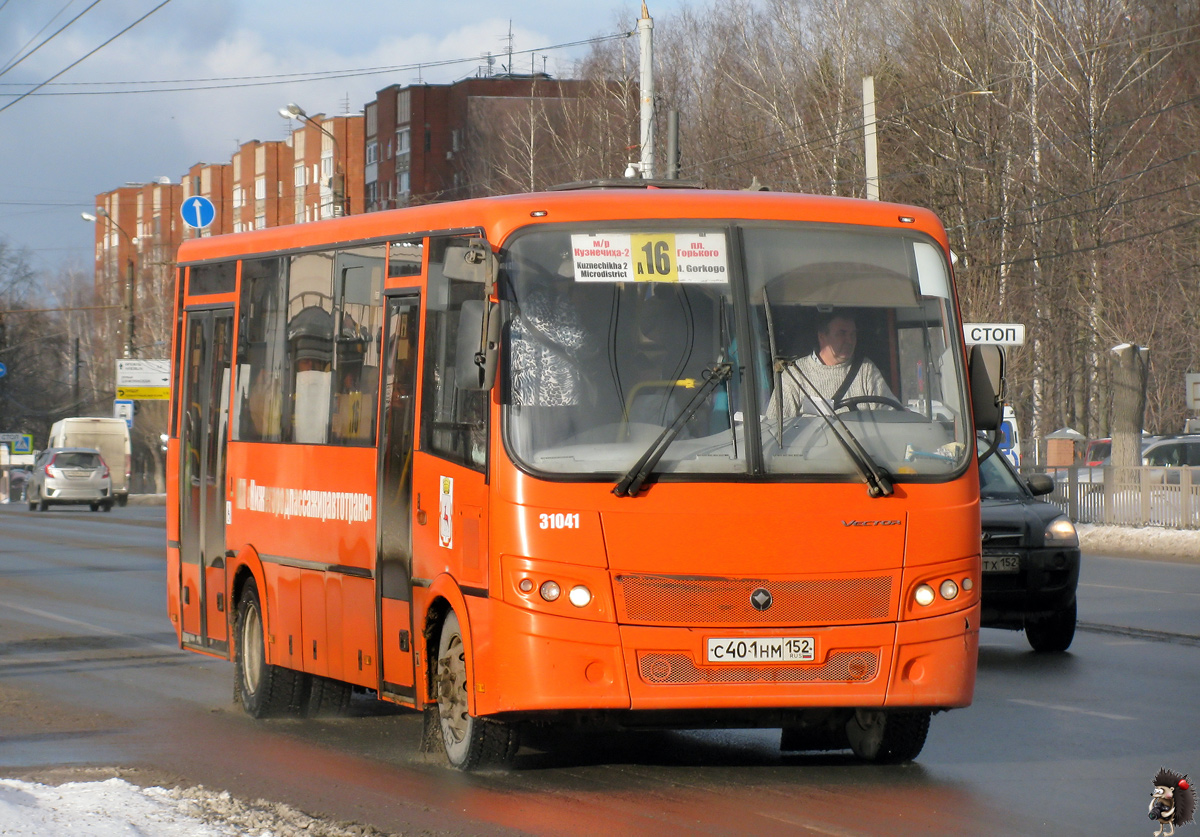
[27,447,113,512]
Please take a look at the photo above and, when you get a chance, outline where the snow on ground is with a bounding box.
[0,777,389,837]
[1078,523,1200,561]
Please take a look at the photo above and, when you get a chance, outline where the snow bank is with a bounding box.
[1078,523,1200,561]
[0,777,387,837]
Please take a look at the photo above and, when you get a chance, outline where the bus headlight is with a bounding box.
[914,584,936,606]
[568,585,592,607]
[539,580,561,602]
[939,579,959,600]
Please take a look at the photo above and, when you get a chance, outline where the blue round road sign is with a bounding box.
[181,195,216,229]
[0,361,7,377]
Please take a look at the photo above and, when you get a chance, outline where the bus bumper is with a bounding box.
[470,599,978,716]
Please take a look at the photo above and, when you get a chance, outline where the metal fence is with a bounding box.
[1030,465,1200,529]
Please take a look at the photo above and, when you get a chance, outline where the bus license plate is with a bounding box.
[706,636,815,664]
[983,554,1020,573]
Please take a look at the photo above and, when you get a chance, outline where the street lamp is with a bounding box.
[82,208,137,358]
[280,103,348,217]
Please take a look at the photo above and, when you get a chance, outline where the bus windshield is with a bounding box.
[501,222,970,482]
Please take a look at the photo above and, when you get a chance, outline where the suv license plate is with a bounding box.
[706,637,815,664]
[983,554,1020,573]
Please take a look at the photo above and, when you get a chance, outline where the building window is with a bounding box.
[451,129,461,152]
[397,128,410,155]
[294,164,306,187]
[233,186,244,210]
[398,171,410,195]
[366,141,379,165]
[255,177,266,201]
[424,129,431,152]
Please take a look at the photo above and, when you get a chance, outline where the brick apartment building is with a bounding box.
[364,75,587,211]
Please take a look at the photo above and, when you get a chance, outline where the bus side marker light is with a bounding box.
[569,585,592,607]
[939,579,959,600]
[519,578,535,593]
[961,576,974,591]
[540,581,561,602]
[914,584,936,606]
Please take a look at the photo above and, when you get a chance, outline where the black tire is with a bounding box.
[117,494,128,507]
[235,577,308,718]
[27,491,36,511]
[37,494,48,512]
[305,675,353,717]
[435,610,519,770]
[102,502,113,513]
[90,503,100,512]
[846,709,931,763]
[1025,599,1077,653]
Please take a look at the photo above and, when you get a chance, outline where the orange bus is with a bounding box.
[167,187,1003,769]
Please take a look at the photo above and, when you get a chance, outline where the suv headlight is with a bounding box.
[1044,515,1079,547]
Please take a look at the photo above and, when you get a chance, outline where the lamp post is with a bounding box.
[82,209,137,358]
[280,103,348,217]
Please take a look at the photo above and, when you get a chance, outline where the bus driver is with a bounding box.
[766,310,895,419]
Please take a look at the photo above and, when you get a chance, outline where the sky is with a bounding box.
[0,0,693,277]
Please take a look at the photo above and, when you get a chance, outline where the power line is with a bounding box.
[0,0,175,116]
[0,32,632,97]
[0,0,106,79]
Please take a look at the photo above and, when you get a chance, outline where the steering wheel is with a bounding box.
[834,394,907,412]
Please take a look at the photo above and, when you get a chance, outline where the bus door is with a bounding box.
[178,308,233,654]
[378,294,420,701]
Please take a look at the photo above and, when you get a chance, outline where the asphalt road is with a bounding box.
[1,502,1197,836]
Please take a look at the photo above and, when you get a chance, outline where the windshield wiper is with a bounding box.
[613,362,733,498]
[777,361,894,498]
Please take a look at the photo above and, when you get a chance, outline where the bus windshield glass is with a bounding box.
[500,222,970,481]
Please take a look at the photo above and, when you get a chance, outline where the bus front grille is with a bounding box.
[637,650,879,685]
[614,574,894,625]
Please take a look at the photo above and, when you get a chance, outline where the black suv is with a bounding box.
[978,449,1081,652]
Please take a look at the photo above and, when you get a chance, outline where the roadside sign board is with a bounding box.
[116,358,170,400]
[114,399,135,429]
[0,361,6,377]
[181,195,216,229]
[1187,373,1200,411]
[963,322,1026,345]
[0,433,33,453]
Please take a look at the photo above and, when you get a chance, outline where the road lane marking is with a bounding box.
[1081,582,1200,598]
[1008,698,1134,721]
[0,599,181,655]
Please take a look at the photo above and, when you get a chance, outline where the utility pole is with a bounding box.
[638,2,655,179]
[863,76,879,200]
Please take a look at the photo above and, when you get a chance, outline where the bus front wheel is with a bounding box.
[846,709,931,763]
[235,578,307,718]
[434,610,519,770]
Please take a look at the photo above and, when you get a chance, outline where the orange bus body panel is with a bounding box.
[170,188,979,734]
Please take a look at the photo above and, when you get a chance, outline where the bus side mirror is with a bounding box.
[456,300,501,391]
[969,344,1005,431]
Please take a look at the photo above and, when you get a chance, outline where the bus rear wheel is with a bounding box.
[846,709,931,763]
[235,578,307,718]
[434,610,519,770]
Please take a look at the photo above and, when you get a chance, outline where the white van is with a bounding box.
[47,417,132,505]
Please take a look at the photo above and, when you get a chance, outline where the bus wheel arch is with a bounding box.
[421,593,519,770]
[231,561,307,718]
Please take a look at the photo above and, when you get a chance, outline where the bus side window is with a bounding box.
[420,236,489,470]
[330,244,385,446]
[233,257,287,443]
[286,252,335,444]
